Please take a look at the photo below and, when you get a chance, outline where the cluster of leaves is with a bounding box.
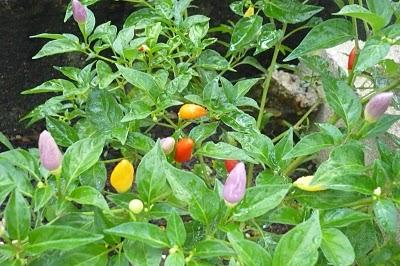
[1,0,400,265]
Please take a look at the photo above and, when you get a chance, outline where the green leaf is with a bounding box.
[221,109,258,133]
[0,179,14,208]
[283,132,335,159]
[233,185,290,221]
[354,39,390,73]
[167,211,186,247]
[96,60,119,89]
[124,240,162,266]
[4,190,31,240]
[136,142,168,204]
[321,79,362,129]
[263,0,323,24]
[0,132,13,150]
[196,142,258,163]
[197,50,229,70]
[230,15,263,52]
[188,189,220,225]
[27,226,103,254]
[0,149,40,181]
[165,252,185,266]
[367,0,393,27]
[373,199,398,236]
[112,26,135,56]
[285,19,353,61]
[255,24,283,55]
[22,79,75,94]
[342,221,377,261]
[61,137,105,182]
[272,212,321,266]
[275,128,294,168]
[105,222,170,248]
[79,161,107,190]
[67,186,109,210]
[189,122,219,144]
[321,208,371,228]
[46,117,79,147]
[117,64,161,101]
[33,186,54,212]
[321,228,355,266]
[125,132,155,154]
[294,190,366,209]
[228,233,272,266]
[193,240,235,259]
[334,4,385,33]
[229,131,276,168]
[32,35,80,59]
[359,114,400,139]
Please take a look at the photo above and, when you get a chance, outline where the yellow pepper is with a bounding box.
[244,6,254,17]
[110,159,134,193]
[293,175,326,192]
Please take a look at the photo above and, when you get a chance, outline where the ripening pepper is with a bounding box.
[225,160,238,173]
[110,159,134,193]
[223,162,246,206]
[160,137,175,155]
[72,0,87,24]
[178,104,207,120]
[38,130,63,173]
[364,92,394,123]
[293,175,326,192]
[129,199,144,214]
[174,138,194,163]
[348,47,356,71]
[244,6,254,17]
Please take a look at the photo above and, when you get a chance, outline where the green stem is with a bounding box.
[162,114,178,129]
[198,154,211,186]
[282,155,312,177]
[101,157,125,164]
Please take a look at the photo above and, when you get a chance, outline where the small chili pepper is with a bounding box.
[160,137,175,155]
[38,130,63,173]
[244,6,254,17]
[129,199,144,214]
[364,92,393,123]
[223,162,246,206]
[110,159,134,193]
[347,47,356,71]
[174,138,194,163]
[178,104,207,120]
[293,175,326,192]
[72,0,87,24]
[224,160,238,173]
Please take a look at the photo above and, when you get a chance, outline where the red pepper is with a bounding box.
[174,138,194,163]
[348,47,356,70]
[224,160,238,173]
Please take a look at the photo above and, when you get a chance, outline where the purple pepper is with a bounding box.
[364,92,394,123]
[72,0,87,24]
[160,137,175,155]
[38,130,62,172]
[223,162,246,205]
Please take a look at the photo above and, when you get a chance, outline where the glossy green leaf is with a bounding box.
[233,185,290,221]
[61,136,105,182]
[124,240,162,266]
[166,211,186,246]
[367,0,393,27]
[125,132,155,154]
[189,122,219,144]
[294,190,366,209]
[197,50,229,70]
[354,39,390,73]
[255,24,283,55]
[193,240,235,259]
[228,233,272,266]
[22,79,75,95]
[33,185,54,212]
[96,60,119,89]
[165,252,185,266]
[334,4,385,32]
[67,186,109,210]
[0,149,41,181]
[230,15,263,52]
[46,117,79,147]
[321,228,355,266]
[221,109,258,133]
[272,212,321,266]
[285,19,353,61]
[263,0,323,24]
[320,208,371,228]
[27,225,103,254]
[32,35,80,59]
[196,142,257,163]
[283,132,335,159]
[4,190,31,240]
[79,161,107,191]
[0,132,13,150]
[136,141,168,204]
[373,199,398,236]
[105,222,170,248]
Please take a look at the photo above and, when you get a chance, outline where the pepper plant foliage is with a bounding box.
[1,0,400,265]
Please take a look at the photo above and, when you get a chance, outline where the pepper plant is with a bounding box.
[1,0,400,265]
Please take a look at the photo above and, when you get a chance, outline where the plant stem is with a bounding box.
[361,78,400,104]
[101,157,125,164]
[247,23,287,186]
[282,155,312,176]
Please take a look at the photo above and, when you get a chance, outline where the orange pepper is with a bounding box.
[178,104,207,120]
